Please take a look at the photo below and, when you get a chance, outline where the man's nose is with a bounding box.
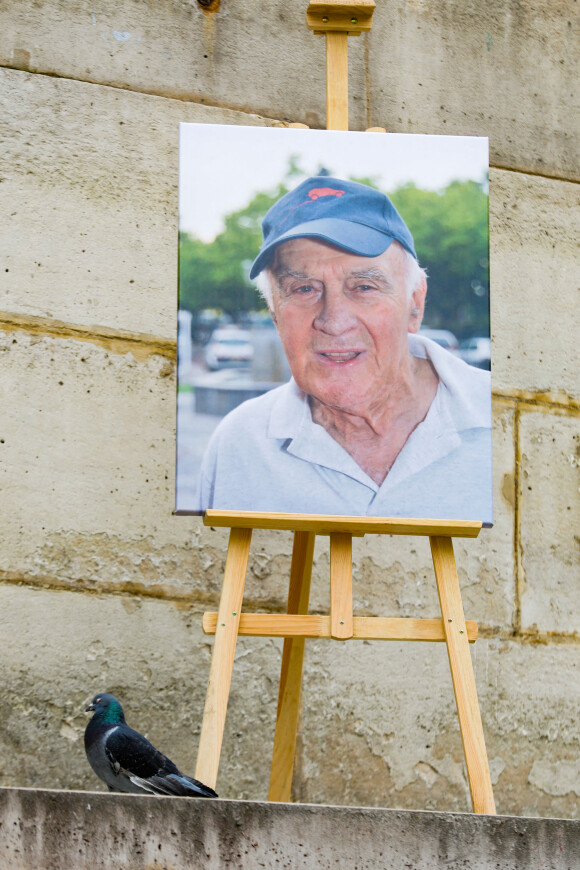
[312,291,357,335]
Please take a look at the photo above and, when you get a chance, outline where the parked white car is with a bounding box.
[419,328,460,353]
[458,337,491,370]
[204,327,254,371]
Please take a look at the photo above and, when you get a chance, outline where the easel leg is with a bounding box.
[430,536,496,814]
[269,531,315,802]
[195,526,252,790]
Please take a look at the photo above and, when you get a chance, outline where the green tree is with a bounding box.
[389,180,489,338]
[179,185,288,320]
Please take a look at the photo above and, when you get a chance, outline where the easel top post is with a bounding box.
[306,1,376,35]
[307,1,376,131]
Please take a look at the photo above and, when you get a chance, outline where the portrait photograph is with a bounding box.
[176,124,492,524]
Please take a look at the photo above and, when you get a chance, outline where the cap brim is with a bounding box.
[249,218,395,279]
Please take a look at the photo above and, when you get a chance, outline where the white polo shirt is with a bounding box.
[196,335,493,523]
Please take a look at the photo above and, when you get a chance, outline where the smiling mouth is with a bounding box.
[317,351,363,363]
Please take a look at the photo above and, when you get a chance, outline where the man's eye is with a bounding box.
[294,285,315,294]
[352,284,377,294]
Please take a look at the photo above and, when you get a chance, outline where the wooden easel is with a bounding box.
[194,2,496,815]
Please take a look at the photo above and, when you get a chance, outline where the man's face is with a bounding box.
[268,238,426,415]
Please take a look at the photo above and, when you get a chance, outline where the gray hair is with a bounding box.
[254,242,426,308]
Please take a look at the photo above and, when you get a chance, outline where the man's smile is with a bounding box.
[315,349,365,364]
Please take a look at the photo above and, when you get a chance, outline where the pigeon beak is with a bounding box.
[85,703,95,713]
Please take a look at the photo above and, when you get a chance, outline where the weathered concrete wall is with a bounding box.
[0,1,576,178]
[0,0,579,820]
[2,788,580,870]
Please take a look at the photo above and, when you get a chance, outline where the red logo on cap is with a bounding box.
[308,187,345,200]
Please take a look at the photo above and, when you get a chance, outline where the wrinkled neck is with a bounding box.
[309,354,436,438]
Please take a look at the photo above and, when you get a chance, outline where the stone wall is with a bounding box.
[0,0,578,818]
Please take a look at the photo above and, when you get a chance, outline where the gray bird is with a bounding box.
[84,692,217,798]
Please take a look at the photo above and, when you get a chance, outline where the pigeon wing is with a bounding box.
[104,725,179,780]
[104,724,217,797]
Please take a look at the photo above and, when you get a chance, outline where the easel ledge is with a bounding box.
[204,510,482,538]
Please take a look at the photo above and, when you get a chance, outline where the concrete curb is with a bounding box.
[1,787,579,869]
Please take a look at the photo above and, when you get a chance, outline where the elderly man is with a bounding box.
[196,177,492,522]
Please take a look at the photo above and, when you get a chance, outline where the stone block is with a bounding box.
[0,328,517,629]
[2,588,580,818]
[299,637,580,817]
[0,70,580,406]
[519,410,580,634]
[3,70,578,405]
[1,2,577,180]
[489,169,580,399]
[367,0,579,180]
[479,639,580,819]
[0,0,366,130]
[0,584,281,801]
[0,68,279,338]
[0,329,305,607]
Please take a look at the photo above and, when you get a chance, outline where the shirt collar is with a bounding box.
[408,333,491,430]
[268,380,377,488]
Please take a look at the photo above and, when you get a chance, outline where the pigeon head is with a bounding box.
[85,693,126,724]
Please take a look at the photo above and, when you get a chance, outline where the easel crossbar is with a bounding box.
[203,612,478,642]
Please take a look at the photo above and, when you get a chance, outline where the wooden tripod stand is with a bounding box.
[195,512,496,815]
[193,1,496,815]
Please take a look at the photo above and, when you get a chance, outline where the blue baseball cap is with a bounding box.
[249,175,417,279]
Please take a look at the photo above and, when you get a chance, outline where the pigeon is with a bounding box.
[84,692,217,798]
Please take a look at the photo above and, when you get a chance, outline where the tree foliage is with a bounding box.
[179,185,288,321]
[389,180,489,337]
[179,169,489,339]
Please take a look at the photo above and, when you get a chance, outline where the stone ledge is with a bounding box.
[1,787,579,869]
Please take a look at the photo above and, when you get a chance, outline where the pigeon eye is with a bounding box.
[96,697,102,704]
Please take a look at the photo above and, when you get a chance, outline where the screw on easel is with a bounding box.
[460,629,464,634]
[351,17,358,23]
[448,618,453,622]
[322,16,329,21]
[232,611,237,616]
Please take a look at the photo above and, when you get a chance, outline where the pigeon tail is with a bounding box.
[163,773,218,798]
[132,772,218,798]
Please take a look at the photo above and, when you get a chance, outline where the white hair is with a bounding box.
[254,241,426,308]
[401,247,428,301]
[255,269,276,309]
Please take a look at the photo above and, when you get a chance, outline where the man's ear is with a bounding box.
[408,274,427,334]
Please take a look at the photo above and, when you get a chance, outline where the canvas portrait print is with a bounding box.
[176,124,492,524]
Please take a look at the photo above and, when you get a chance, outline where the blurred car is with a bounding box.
[419,328,460,353]
[177,309,193,378]
[458,337,491,370]
[204,327,254,371]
